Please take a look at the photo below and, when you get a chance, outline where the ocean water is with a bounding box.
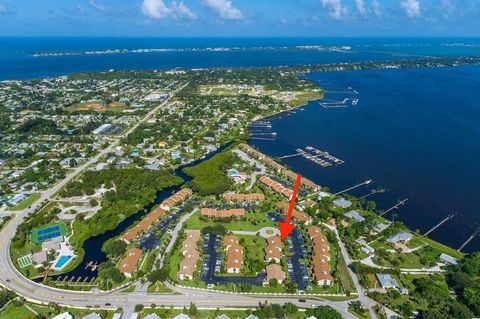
[250,65,480,252]
[1,37,480,80]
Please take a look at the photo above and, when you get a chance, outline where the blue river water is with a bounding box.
[250,65,480,253]
[2,37,480,254]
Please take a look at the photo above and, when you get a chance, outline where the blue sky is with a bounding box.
[0,0,479,37]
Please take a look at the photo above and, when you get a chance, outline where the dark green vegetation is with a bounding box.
[183,151,239,196]
[0,289,15,310]
[97,260,126,290]
[11,168,182,279]
[63,168,182,268]
[446,253,480,317]
[305,305,343,319]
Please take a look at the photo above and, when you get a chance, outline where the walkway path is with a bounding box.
[232,227,280,238]
[233,149,266,191]
[360,256,444,274]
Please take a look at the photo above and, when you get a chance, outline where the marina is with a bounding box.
[279,146,344,168]
[319,97,359,108]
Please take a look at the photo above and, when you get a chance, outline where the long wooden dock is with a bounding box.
[379,198,408,217]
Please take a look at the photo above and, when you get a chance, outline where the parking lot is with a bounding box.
[200,234,266,286]
[268,212,311,291]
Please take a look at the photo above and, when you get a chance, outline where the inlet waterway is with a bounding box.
[46,145,229,282]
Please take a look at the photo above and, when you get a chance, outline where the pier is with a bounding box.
[319,98,359,108]
[85,261,99,271]
[332,179,373,197]
[279,146,344,168]
[423,213,456,237]
[278,153,301,160]
[458,226,480,252]
[359,188,386,199]
[379,198,408,217]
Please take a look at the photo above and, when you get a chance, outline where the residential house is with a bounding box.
[277,201,312,225]
[119,248,143,278]
[265,264,286,285]
[177,230,201,280]
[200,208,245,219]
[224,235,243,273]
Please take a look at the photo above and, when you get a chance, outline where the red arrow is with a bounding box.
[278,173,302,240]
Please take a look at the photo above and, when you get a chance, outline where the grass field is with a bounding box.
[8,193,40,211]
[65,101,128,113]
[185,211,275,232]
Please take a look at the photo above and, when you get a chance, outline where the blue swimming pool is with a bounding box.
[54,255,72,269]
[228,169,239,175]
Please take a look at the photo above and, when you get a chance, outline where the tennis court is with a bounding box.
[31,222,67,244]
[18,255,33,268]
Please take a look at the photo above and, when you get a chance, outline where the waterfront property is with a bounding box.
[276,201,312,225]
[259,176,293,199]
[161,188,192,211]
[121,207,166,244]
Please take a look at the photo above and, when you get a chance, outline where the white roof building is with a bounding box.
[83,313,102,319]
[440,253,460,265]
[344,210,365,222]
[386,230,413,244]
[173,314,191,319]
[376,273,399,289]
[51,313,73,319]
[333,197,352,209]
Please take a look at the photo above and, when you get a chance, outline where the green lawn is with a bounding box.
[0,302,36,319]
[7,193,40,211]
[147,282,175,294]
[185,211,275,232]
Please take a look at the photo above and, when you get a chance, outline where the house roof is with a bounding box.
[201,208,245,218]
[266,264,286,281]
[344,210,365,222]
[121,207,166,242]
[386,230,413,244]
[161,188,192,209]
[332,197,352,208]
[223,193,265,202]
[119,248,142,275]
[376,273,399,288]
[439,253,460,265]
[259,176,293,199]
[277,201,312,224]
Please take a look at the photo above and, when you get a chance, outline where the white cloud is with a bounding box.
[141,0,173,19]
[172,1,197,20]
[400,0,421,18]
[0,4,7,14]
[203,0,244,20]
[438,0,454,18]
[372,0,381,16]
[321,0,347,19]
[141,0,197,20]
[355,0,366,15]
[89,0,109,13]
